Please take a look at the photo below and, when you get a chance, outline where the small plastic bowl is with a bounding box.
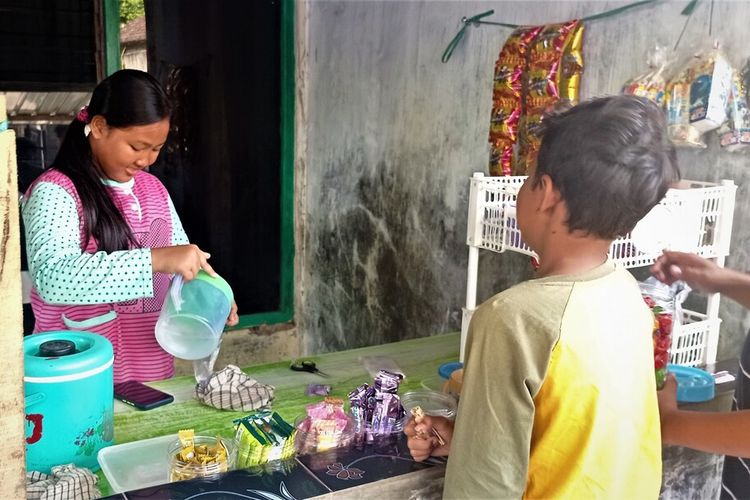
[293,414,356,456]
[401,389,458,420]
[667,364,715,403]
[168,436,234,483]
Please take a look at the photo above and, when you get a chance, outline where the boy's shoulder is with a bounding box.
[473,278,574,331]
[473,264,634,328]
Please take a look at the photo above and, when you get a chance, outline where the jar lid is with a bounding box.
[24,331,114,382]
[438,361,463,380]
[667,364,715,403]
[194,270,234,304]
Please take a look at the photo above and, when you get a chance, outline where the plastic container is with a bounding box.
[168,435,234,482]
[641,282,676,389]
[97,434,174,493]
[401,390,458,420]
[24,331,114,473]
[294,414,356,456]
[155,270,233,360]
[668,364,715,403]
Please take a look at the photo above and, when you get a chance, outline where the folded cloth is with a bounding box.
[27,464,100,500]
[195,364,275,411]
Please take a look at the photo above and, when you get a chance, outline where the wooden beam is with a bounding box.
[0,95,26,496]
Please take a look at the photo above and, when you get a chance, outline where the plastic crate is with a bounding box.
[671,310,722,367]
[467,175,736,267]
[461,173,736,365]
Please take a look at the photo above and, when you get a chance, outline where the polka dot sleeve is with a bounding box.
[22,182,154,304]
[168,195,189,245]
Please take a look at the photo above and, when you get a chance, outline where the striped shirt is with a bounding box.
[721,334,750,499]
[22,169,188,383]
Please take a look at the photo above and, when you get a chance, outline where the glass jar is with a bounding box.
[168,435,234,482]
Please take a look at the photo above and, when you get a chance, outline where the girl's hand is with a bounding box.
[226,301,239,327]
[151,244,217,281]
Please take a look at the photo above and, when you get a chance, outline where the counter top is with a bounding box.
[101,332,739,499]
[101,333,459,497]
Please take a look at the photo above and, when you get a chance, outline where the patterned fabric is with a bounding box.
[195,365,275,411]
[26,464,100,500]
[721,333,750,500]
[23,169,187,383]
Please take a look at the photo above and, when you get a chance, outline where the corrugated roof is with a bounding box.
[121,16,146,45]
[1,91,91,122]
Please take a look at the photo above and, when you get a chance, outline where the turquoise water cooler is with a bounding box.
[24,331,114,473]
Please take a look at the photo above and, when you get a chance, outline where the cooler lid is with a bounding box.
[24,331,114,381]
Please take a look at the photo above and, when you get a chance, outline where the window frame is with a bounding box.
[232,0,295,329]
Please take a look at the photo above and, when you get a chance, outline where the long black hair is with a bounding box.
[51,69,171,253]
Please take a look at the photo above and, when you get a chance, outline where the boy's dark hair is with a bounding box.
[533,95,680,240]
[50,69,171,253]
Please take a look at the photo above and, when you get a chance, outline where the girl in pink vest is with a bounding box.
[22,70,238,383]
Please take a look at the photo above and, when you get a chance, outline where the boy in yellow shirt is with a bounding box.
[405,95,680,499]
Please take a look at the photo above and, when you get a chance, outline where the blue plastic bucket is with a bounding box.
[155,270,233,360]
[24,331,114,473]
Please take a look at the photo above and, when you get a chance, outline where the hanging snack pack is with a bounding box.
[718,63,750,151]
[640,278,690,389]
[665,55,706,148]
[517,20,584,175]
[234,411,296,468]
[688,48,732,133]
[622,45,672,105]
[487,20,583,176]
[488,26,542,176]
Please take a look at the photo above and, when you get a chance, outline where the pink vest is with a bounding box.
[28,169,175,383]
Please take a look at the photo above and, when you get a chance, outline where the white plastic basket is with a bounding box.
[461,173,736,366]
[671,310,722,367]
[467,175,736,266]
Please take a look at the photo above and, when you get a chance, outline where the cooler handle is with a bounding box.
[24,392,45,408]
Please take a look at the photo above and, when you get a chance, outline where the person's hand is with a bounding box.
[403,414,453,461]
[651,250,723,293]
[657,374,679,444]
[226,301,239,326]
[151,244,217,281]
[658,373,679,415]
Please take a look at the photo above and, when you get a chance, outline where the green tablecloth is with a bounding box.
[99,332,460,496]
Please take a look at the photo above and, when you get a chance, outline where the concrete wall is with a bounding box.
[298,0,750,360]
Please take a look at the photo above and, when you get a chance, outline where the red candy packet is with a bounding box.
[640,277,691,389]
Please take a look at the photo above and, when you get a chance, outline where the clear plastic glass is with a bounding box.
[293,414,356,456]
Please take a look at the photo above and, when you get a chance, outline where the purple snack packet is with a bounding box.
[306,384,332,397]
[348,383,369,442]
[371,393,402,435]
[374,370,403,394]
[365,386,378,421]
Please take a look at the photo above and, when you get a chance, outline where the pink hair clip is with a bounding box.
[76,106,89,123]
